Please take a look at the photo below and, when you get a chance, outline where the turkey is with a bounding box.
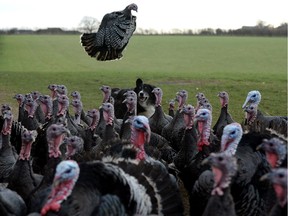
[70,90,81,100]
[195,92,206,113]
[172,104,197,171]
[119,94,137,140]
[220,123,276,216]
[27,123,70,213]
[70,91,91,126]
[55,94,84,138]
[168,99,175,118]
[198,97,213,112]
[189,122,243,216]
[98,102,119,143]
[56,94,69,117]
[242,90,261,108]
[173,108,218,205]
[242,90,287,137]
[13,93,25,123]
[149,87,173,135]
[0,186,27,216]
[39,157,183,216]
[80,3,137,61]
[0,109,18,183]
[257,137,287,168]
[201,152,238,216]
[38,116,183,215]
[100,85,112,103]
[38,94,53,121]
[81,108,102,157]
[47,84,59,117]
[21,94,40,130]
[64,135,84,161]
[213,91,235,140]
[48,84,68,118]
[194,108,219,153]
[7,129,43,202]
[71,99,84,125]
[30,91,46,124]
[96,86,121,138]
[170,104,197,215]
[86,108,100,131]
[161,89,187,152]
[260,168,287,216]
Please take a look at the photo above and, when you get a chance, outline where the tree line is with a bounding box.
[0,18,286,37]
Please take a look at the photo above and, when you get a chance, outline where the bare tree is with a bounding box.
[78,16,100,33]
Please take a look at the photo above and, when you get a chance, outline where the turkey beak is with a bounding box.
[201,156,212,165]
[242,96,250,109]
[53,175,62,187]
[220,135,229,152]
[194,113,200,123]
[256,143,263,151]
[260,172,271,182]
[62,127,71,136]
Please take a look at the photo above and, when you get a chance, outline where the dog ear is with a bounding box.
[136,78,143,88]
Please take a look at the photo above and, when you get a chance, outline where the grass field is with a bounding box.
[0,35,286,124]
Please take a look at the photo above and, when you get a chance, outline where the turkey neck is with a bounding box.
[131,128,146,160]
[203,187,236,216]
[220,97,228,108]
[1,116,12,149]
[103,109,114,126]
[40,102,52,120]
[211,166,234,196]
[197,119,211,151]
[41,173,79,215]
[155,93,162,107]
[25,100,38,118]
[221,138,241,157]
[19,140,33,160]
[0,133,10,150]
[48,135,65,158]
[184,113,194,129]
[89,115,99,131]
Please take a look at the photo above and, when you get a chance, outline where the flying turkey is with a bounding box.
[80,3,138,61]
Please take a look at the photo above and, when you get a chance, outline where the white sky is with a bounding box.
[0,0,287,31]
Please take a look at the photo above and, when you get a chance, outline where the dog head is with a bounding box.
[112,79,156,119]
[134,78,156,118]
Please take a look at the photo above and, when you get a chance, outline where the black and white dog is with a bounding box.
[112,78,156,119]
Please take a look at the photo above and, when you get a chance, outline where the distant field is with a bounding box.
[0,35,286,124]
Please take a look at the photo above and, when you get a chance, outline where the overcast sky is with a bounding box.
[0,0,287,31]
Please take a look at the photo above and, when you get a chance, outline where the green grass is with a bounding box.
[0,35,287,124]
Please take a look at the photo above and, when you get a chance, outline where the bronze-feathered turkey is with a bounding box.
[80,3,137,61]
